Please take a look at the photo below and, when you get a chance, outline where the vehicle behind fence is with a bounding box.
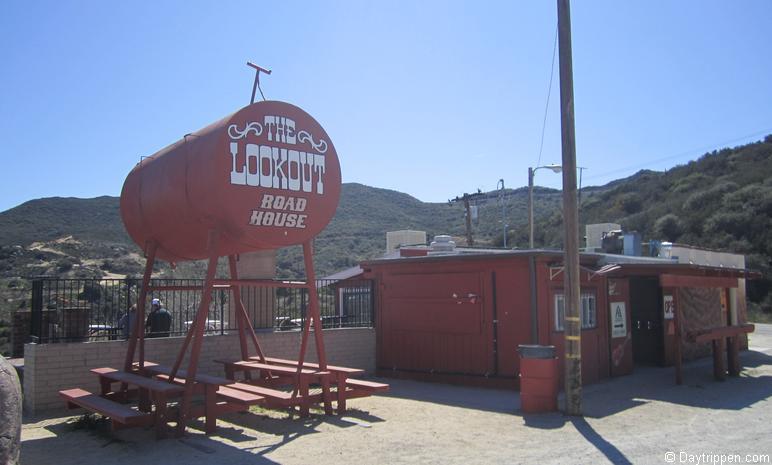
[27,277,374,343]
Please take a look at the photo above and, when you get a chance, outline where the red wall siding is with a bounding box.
[544,265,610,385]
[378,265,494,376]
[490,262,533,377]
[371,254,611,387]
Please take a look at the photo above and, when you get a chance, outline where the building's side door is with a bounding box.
[379,271,493,376]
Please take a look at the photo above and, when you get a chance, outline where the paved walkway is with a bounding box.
[21,324,772,464]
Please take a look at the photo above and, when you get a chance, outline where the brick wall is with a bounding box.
[11,310,29,357]
[11,309,58,358]
[23,327,375,414]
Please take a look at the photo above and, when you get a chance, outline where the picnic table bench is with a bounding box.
[59,388,155,430]
[59,367,186,437]
[253,357,387,392]
[215,359,334,415]
[91,367,185,436]
[250,356,388,411]
[138,362,265,433]
[217,357,388,414]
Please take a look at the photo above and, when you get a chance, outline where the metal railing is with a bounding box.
[28,277,374,343]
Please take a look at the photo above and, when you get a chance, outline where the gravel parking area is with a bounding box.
[21,324,772,464]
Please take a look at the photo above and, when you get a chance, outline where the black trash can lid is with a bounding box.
[517,344,556,359]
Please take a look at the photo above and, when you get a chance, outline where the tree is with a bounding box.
[653,214,683,242]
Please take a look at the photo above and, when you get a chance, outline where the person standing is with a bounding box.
[119,304,137,340]
[146,298,172,338]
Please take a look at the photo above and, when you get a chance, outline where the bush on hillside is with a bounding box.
[653,214,683,242]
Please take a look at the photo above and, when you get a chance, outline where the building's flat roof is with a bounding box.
[595,253,676,265]
[360,248,758,278]
[596,261,758,279]
[321,265,364,281]
[361,248,595,267]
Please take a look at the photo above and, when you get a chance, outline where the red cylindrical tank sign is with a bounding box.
[120,101,341,262]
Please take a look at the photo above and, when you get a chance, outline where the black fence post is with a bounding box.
[126,281,132,316]
[301,287,307,330]
[369,279,376,328]
[30,279,43,343]
[220,289,225,336]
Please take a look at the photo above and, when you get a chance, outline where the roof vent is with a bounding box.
[430,235,456,253]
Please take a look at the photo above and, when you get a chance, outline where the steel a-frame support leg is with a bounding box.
[170,231,220,436]
[123,241,157,373]
[293,240,333,415]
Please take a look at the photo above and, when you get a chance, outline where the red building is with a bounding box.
[362,247,753,388]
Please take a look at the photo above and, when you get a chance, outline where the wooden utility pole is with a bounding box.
[462,195,474,246]
[557,0,582,416]
[451,192,485,247]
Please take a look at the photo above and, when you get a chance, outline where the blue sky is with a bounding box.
[1,1,771,213]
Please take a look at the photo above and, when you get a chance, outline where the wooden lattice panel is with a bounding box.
[679,287,723,361]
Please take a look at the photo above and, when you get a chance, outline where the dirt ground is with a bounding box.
[21,324,772,464]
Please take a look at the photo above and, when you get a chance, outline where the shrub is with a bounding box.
[703,211,751,238]
[683,182,738,212]
[56,257,78,272]
[617,193,643,214]
[653,214,683,242]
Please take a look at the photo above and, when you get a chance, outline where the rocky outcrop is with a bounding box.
[0,356,21,465]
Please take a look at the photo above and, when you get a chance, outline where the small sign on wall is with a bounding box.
[663,295,675,320]
[611,302,627,338]
[608,279,619,296]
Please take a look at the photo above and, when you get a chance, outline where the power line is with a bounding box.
[583,128,772,182]
[536,25,558,169]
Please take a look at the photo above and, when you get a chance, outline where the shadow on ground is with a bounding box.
[23,403,385,465]
[581,349,772,418]
[213,406,384,449]
[377,347,771,465]
[381,348,772,420]
[24,417,283,465]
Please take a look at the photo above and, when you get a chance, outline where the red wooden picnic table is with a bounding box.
[137,361,265,433]
[216,357,388,415]
[89,367,185,437]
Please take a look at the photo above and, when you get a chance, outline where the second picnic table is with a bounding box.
[216,357,388,415]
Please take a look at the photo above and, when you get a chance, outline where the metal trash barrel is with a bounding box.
[518,344,558,413]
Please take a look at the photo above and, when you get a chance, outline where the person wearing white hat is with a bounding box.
[146,298,172,337]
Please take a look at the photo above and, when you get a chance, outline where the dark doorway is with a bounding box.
[630,277,663,365]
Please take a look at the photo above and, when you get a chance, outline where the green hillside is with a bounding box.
[0,195,130,246]
[578,136,772,309]
[0,183,561,280]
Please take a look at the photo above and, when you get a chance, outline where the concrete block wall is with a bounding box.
[23,328,375,414]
